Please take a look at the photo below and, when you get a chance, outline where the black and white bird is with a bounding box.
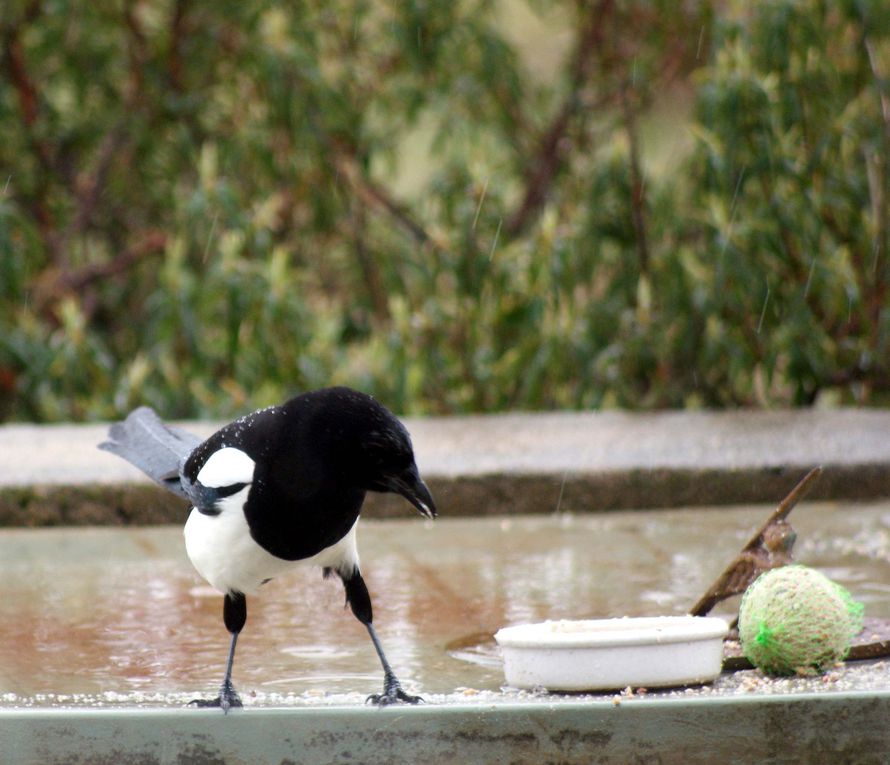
[100,386,436,711]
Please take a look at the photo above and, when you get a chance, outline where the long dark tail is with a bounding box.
[99,407,202,500]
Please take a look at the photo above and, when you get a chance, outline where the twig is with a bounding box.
[349,197,390,322]
[55,230,168,292]
[65,123,128,240]
[333,152,447,251]
[689,467,823,618]
[29,229,167,325]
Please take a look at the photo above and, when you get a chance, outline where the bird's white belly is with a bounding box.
[183,487,359,595]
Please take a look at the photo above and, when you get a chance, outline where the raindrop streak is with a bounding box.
[554,471,568,514]
[719,167,746,259]
[203,212,219,263]
[696,26,705,60]
[756,280,770,334]
[488,218,502,260]
[472,177,489,230]
[2,176,10,196]
[804,257,815,298]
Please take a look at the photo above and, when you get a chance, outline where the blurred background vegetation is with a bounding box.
[1,0,888,422]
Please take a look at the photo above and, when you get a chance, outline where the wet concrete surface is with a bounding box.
[2,502,890,708]
[6,409,890,486]
[5,409,890,526]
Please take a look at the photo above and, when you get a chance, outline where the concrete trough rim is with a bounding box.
[4,462,890,527]
[2,686,888,715]
[4,407,890,524]
[4,691,890,765]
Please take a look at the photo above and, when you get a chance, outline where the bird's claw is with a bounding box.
[367,680,424,706]
[189,681,242,713]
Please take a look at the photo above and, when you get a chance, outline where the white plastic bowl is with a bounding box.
[494,615,729,691]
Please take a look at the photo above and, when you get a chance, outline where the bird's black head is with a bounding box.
[299,387,437,519]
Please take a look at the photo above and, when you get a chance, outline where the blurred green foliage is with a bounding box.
[0,0,888,421]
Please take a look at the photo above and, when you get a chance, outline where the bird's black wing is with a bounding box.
[178,407,283,516]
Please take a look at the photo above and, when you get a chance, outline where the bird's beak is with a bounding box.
[386,466,437,519]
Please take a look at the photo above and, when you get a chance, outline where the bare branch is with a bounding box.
[506,0,614,238]
[63,230,168,291]
[332,152,448,252]
[349,197,390,322]
[620,85,650,277]
[34,230,167,300]
[1,3,59,258]
[63,123,129,241]
[167,0,189,93]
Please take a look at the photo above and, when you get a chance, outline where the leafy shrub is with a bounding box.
[682,0,890,405]
[0,0,887,421]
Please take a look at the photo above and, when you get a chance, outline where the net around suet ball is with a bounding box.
[738,565,863,676]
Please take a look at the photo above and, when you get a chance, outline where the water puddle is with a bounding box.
[1,503,889,706]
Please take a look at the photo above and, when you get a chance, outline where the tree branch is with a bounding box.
[2,27,39,127]
[63,123,128,242]
[1,3,60,259]
[332,151,448,252]
[347,195,390,322]
[62,230,169,291]
[32,230,168,316]
[167,0,189,93]
[620,85,650,278]
[506,0,613,238]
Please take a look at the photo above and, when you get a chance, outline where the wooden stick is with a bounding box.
[689,466,823,617]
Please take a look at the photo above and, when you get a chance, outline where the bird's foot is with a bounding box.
[367,675,423,706]
[189,680,243,713]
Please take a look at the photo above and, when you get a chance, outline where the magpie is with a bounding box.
[99,386,436,711]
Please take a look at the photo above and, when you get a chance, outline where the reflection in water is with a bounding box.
[1,502,889,704]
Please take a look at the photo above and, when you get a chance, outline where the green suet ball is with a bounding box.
[738,565,863,676]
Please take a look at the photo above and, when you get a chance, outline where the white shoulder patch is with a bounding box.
[197,447,256,488]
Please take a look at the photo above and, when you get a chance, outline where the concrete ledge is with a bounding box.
[4,693,890,765]
[2,408,889,524]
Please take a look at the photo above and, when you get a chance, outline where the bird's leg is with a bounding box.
[339,568,423,706]
[190,592,246,713]
[364,622,423,706]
